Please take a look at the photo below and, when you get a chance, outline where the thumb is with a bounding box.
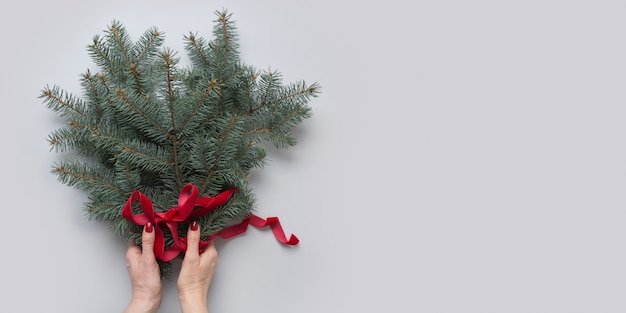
[141,222,156,259]
[185,221,201,256]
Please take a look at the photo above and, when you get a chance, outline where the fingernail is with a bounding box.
[146,222,153,233]
[190,221,199,231]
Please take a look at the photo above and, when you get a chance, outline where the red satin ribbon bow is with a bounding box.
[122,184,299,261]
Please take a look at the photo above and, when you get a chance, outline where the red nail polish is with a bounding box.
[190,221,199,231]
[146,222,153,233]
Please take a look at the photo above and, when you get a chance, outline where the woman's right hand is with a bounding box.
[177,221,219,313]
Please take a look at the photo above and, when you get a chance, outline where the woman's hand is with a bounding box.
[124,223,163,313]
[177,221,219,313]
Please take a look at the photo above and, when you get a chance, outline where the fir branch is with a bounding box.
[115,89,168,136]
[171,138,183,191]
[184,32,211,69]
[109,21,133,67]
[249,70,296,117]
[123,163,135,193]
[212,10,239,60]
[129,63,143,94]
[47,125,95,153]
[180,79,218,132]
[80,70,104,120]
[213,43,225,109]
[47,130,79,151]
[119,143,173,174]
[88,36,116,78]
[91,131,124,152]
[133,27,163,67]
[210,50,227,95]
[86,202,119,217]
[68,119,98,132]
[196,112,219,131]
[241,72,258,113]
[253,71,277,114]
[276,105,308,129]
[53,163,123,193]
[86,72,115,116]
[217,12,232,53]
[163,49,178,131]
[220,66,246,90]
[199,115,239,194]
[40,86,86,117]
[276,82,321,103]
[96,72,110,92]
[47,120,97,151]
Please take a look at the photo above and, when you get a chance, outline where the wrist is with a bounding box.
[124,297,161,313]
[178,292,208,313]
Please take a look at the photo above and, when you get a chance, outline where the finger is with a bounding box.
[141,222,156,259]
[185,220,201,256]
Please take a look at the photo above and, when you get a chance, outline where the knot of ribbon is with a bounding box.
[122,184,299,261]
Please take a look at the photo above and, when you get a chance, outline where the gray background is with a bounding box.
[1,0,624,312]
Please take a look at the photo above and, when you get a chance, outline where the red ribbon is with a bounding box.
[217,215,299,245]
[122,184,299,261]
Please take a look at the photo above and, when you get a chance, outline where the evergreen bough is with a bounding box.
[41,10,319,275]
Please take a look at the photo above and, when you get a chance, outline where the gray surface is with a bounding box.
[1,0,624,312]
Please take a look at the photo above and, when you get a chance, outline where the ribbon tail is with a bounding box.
[216,217,251,239]
[216,214,299,245]
[248,215,299,245]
